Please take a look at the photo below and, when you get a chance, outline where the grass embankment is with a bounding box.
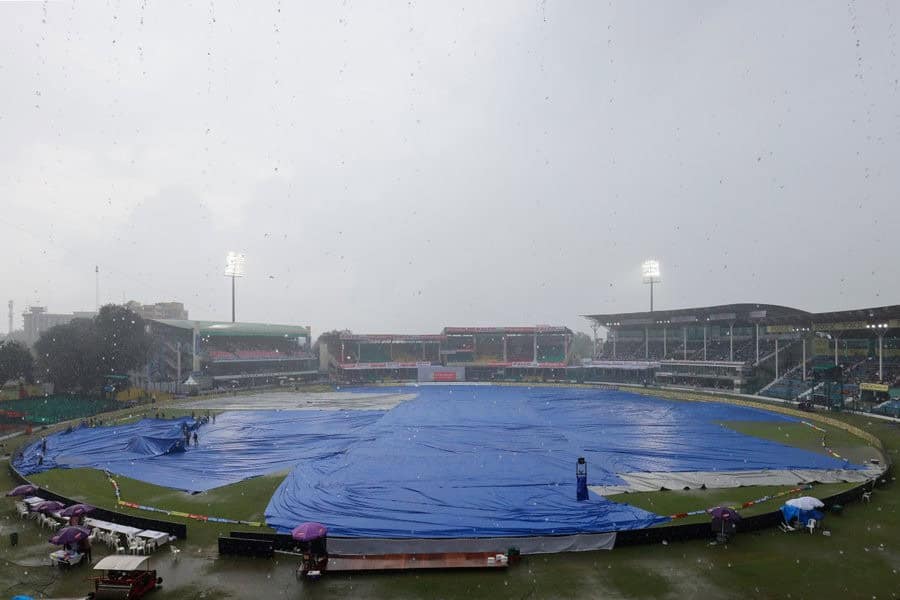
[29,468,285,547]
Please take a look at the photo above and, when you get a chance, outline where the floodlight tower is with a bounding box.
[642,259,661,312]
[225,252,246,323]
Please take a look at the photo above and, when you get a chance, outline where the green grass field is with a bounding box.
[1,395,897,599]
[29,468,285,547]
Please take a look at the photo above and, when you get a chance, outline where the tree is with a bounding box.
[570,331,594,361]
[314,329,352,353]
[34,304,151,393]
[94,304,151,376]
[314,330,352,369]
[0,340,34,384]
[35,319,102,392]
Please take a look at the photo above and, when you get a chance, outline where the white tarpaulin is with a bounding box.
[590,465,883,496]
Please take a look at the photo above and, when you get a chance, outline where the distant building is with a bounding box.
[22,306,97,346]
[125,301,188,321]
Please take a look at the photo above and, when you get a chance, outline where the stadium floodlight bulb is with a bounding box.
[225,252,246,277]
[642,259,660,283]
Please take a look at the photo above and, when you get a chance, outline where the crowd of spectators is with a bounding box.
[842,357,900,386]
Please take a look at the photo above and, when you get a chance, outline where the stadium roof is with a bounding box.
[443,326,572,335]
[585,303,900,329]
[585,304,810,327]
[151,319,310,337]
[799,305,900,324]
[339,327,573,342]
[340,334,444,342]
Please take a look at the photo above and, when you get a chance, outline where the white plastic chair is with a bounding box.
[169,545,181,560]
[806,518,816,534]
[128,537,143,555]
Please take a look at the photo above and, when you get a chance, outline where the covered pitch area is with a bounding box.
[14,385,879,548]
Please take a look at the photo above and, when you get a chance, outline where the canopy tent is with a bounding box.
[93,555,152,571]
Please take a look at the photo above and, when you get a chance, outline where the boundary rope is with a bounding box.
[667,484,812,520]
[105,471,266,527]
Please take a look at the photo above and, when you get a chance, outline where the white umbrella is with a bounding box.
[785,496,824,510]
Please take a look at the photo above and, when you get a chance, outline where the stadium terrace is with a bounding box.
[584,303,900,411]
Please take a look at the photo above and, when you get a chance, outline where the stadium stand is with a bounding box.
[328,327,574,383]
[145,320,316,390]
[584,303,900,397]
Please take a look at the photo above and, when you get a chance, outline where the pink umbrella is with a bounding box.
[6,484,38,497]
[291,522,327,542]
[34,500,65,514]
[59,503,95,518]
[49,526,91,546]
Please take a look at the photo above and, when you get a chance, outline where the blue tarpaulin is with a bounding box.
[264,386,857,537]
[124,434,186,457]
[780,504,824,525]
[15,386,859,538]
[16,412,382,491]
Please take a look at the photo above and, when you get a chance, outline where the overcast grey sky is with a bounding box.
[1,1,898,336]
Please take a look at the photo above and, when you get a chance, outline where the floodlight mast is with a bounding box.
[641,260,661,312]
[225,252,246,323]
